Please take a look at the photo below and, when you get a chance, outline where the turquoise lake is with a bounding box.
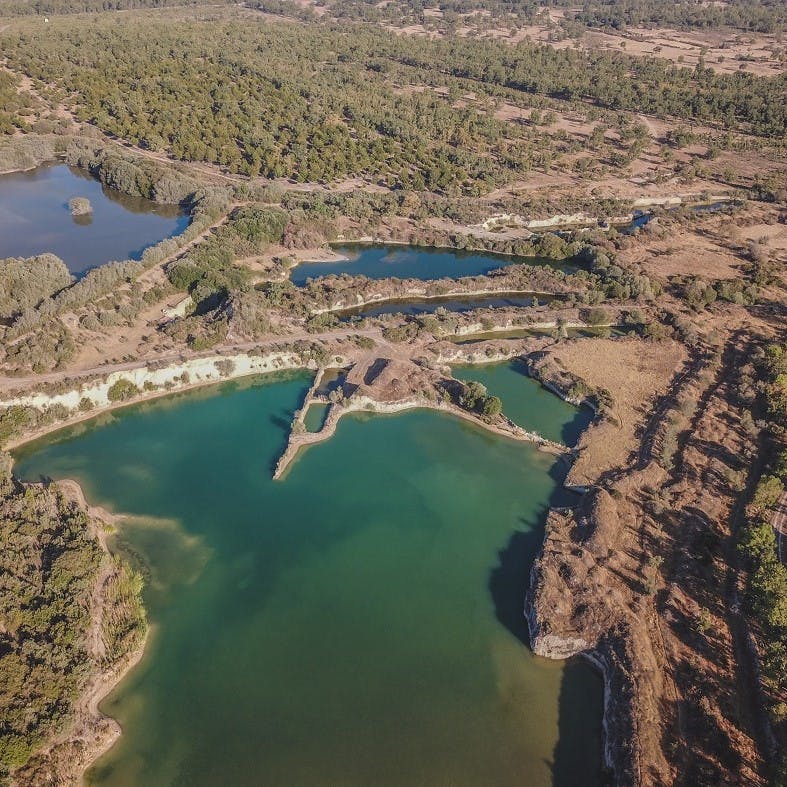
[14,371,602,786]
[452,359,594,446]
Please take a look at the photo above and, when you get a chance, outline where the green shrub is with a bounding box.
[482,395,502,417]
[106,379,140,402]
[586,307,610,326]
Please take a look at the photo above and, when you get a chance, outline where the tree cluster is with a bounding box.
[0,461,144,778]
[5,11,783,197]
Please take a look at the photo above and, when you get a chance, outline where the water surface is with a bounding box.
[451,326,628,344]
[14,373,602,786]
[291,244,571,285]
[336,293,552,321]
[0,163,188,274]
[452,359,593,446]
[303,401,329,432]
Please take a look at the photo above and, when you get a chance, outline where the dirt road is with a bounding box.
[0,327,384,393]
[774,491,787,563]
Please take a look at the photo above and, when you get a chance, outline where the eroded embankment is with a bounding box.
[525,496,669,786]
[0,350,313,451]
[523,336,744,786]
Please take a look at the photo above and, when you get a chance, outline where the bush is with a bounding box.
[214,359,236,377]
[106,379,140,402]
[586,307,611,326]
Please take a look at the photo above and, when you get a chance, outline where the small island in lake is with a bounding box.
[68,196,93,216]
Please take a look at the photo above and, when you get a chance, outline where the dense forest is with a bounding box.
[737,343,787,778]
[256,0,786,34]
[0,0,228,16]
[2,13,784,193]
[0,71,39,135]
[567,0,786,34]
[1,0,784,32]
[0,459,146,778]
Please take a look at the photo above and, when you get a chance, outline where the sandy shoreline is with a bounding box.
[61,478,148,784]
[5,370,289,452]
[4,351,308,451]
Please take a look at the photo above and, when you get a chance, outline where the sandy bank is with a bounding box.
[3,350,309,450]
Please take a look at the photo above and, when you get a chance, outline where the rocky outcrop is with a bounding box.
[526,489,672,786]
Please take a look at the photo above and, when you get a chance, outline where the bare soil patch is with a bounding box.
[581,27,784,77]
[541,337,687,486]
[620,204,786,283]
[625,228,746,281]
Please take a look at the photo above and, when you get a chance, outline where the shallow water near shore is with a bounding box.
[452,359,594,446]
[290,243,574,285]
[14,372,602,787]
[0,163,188,274]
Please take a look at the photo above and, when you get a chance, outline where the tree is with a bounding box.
[482,395,502,417]
[460,380,487,410]
[752,475,784,513]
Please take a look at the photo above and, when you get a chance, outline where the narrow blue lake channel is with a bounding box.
[290,244,574,285]
[336,292,556,320]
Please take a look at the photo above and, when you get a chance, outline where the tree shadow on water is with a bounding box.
[562,405,594,449]
[551,658,605,787]
[488,519,544,645]
[487,453,603,785]
[488,457,580,646]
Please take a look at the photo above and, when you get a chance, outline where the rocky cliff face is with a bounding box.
[526,487,672,786]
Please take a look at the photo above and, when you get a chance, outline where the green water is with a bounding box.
[14,372,602,787]
[303,401,329,432]
[451,327,628,345]
[452,360,593,446]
